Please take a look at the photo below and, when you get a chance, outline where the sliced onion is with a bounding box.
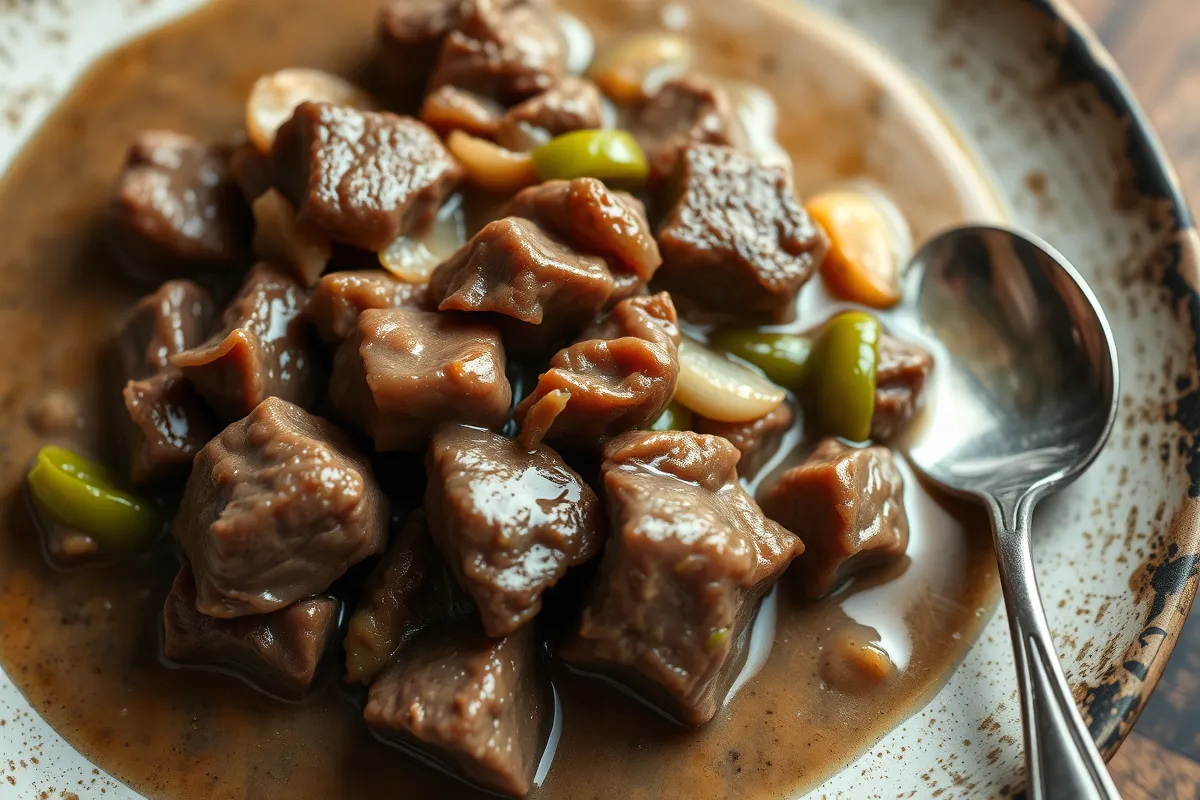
[378,194,467,283]
[727,80,792,174]
[447,130,539,194]
[588,32,694,105]
[252,188,331,286]
[246,68,375,153]
[556,11,595,76]
[675,339,787,423]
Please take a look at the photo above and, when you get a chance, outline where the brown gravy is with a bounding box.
[0,0,1002,797]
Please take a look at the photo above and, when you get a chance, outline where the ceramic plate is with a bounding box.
[0,0,1196,797]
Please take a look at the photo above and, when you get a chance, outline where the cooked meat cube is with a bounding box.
[420,85,505,139]
[872,333,934,440]
[364,621,545,797]
[117,279,215,382]
[430,217,614,356]
[561,430,799,725]
[516,293,679,449]
[428,0,565,105]
[229,140,273,205]
[495,77,606,151]
[633,75,747,180]
[655,144,828,321]
[173,397,388,618]
[502,178,661,289]
[377,0,469,108]
[171,263,315,422]
[305,270,430,343]
[344,510,474,685]
[122,370,218,486]
[329,308,511,452]
[695,402,794,480]
[271,102,463,252]
[760,438,909,598]
[425,424,602,637]
[109,130,249,280]
[163,563,338,700]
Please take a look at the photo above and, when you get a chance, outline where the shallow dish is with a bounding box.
[0,0,1197,797]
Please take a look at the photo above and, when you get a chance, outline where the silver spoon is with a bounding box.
[904,225,1122,799]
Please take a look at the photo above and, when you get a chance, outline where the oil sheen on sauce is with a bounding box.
[0,0,1001,797]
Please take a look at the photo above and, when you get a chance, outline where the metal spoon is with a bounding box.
[904,225,1122,799]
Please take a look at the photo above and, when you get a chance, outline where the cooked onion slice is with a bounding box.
[727,80,791,174]
[246,68,375,153]
[557,11,595,76]
[447,131,539,195]
[252,188,331,286]
[588,32,694,105]
[377,194,466,283]
[675,339,787,423]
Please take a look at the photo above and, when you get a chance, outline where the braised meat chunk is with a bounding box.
[344,510,474,685]
[695,402,795,481]
[430,217,614,355]
[655,144,828,321]
[163,563,338,700]
[329,308,511,451]
[872,333,934,440]
[495,77,606,151]
[117,279,219,485]
[633,75,747,180]
[117,280,215,382]
[172,263,314,421]
[562,430,800,725]
[516,292,679,449]
[173,397,388,618]
[377,0,469,107]
[760,438,909,598]
[502,178,661,289]
[364,621,545,798]
[230,140,273,205]
[425,424,602,636]
[109,130,249,281]
[122,371,218,486]
[305,270,430,343]
[428,0,565,105]
[271,102,463,252]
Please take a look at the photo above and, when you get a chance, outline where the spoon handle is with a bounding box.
[987,493,1123,800]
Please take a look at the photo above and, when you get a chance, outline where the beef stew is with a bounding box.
[0,0,1005,797]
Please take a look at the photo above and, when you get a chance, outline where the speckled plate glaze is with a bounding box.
[1,0,1197,798]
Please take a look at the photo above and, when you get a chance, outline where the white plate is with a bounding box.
[1,0,1197,797]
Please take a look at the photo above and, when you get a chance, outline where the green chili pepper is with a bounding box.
[27,445,160,553]
[531,130,650,186]
[648,401,694,432]
[708,329,813,389]
[807,311,881,442]
[706,627,731,651]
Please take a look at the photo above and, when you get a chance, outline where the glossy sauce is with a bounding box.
[0,0,1002,797]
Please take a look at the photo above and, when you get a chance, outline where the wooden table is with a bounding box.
[1073,2,1200,797]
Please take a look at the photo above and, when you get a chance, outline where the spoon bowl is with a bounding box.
[907,225,1119,503]
[904,224,1122,800]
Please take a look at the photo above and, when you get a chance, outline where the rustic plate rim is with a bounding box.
[1029,0,1200,762]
